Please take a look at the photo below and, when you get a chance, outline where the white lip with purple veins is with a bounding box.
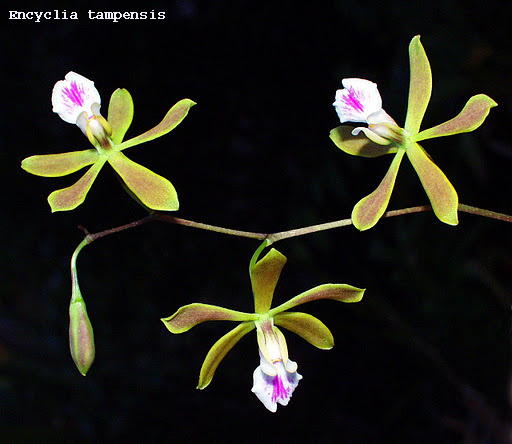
[333,78,398,145]
[252,353,302,413]
[52,71,101,124]
[333,78,382,123]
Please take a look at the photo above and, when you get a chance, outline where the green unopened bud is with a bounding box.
[69,297,95,376]
[69,237,95,376]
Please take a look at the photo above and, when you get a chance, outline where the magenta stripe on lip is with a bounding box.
[63,81,85,107]
[343,87,365,113]
[271,374,290,402]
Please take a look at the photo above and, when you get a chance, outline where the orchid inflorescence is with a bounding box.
[20,35,497,412]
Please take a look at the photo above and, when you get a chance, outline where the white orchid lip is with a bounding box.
[334,79,401,145]
[333,78,383,123]
[251,353,302,413]
[52,71,101,124]
[252,318,302,411]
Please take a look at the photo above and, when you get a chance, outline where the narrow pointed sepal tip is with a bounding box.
[196,381,209,390]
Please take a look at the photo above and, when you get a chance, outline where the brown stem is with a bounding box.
[267,205,431,243]
[458,204,512,223]
[76,202,512,248]
[153,214,267,240]
[81,214,156,244]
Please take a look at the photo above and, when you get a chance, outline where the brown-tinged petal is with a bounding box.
[352,148,406,231]
[269,284,364,316]
[47,158,107,212]
[197,321,255,389]
[21,149,99,177]
[108,88,134,145]
[415,94,498,141]
[161,303,256,334]
[250,248,287,314]
[404,36,432,135]
[330,126,398,157]
[117,99,196,151]
[107,151,179,211]
[406,142,458,225]
[274,311,334,350]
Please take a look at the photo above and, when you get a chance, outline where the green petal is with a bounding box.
[352,149,406,231]
[107,151,179,211]
[161,303,257,334]
[48,159,107,212]
[415,94,498,141]
[108,88,134,145]
[250,248,287,314]
[269,284,365,315]
[329,126,398,157]
[274,311,334,350]
[118,99,196,151]
[198,321,255,389]
[404,36,432,135]
[406,142,458,225]
[21,150,99,177]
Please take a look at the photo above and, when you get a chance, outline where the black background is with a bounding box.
[3,1,512,442]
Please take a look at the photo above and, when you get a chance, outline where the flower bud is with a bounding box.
[69,298,95,376]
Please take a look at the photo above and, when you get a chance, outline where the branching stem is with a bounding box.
[75,203,512,250]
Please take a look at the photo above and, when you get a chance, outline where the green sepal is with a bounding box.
[198,321,255,389]
[107,151,179,211]
[21,149,99,177]
[415,94,498,141]
[274,311,334,350]
[108,88,134,145]
[352,149,406,231]
[48,158,107,212]
[269,284,364,316]
[404,36,432,135]
[250,248,287,314]
[161,303,257,334]
[406,142,458,225]
[117,98,196,151]
[329,126,398,157]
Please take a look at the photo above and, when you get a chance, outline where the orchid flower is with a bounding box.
[330,36,497,231]
[161,243,364,412]
[21,71,195,212]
